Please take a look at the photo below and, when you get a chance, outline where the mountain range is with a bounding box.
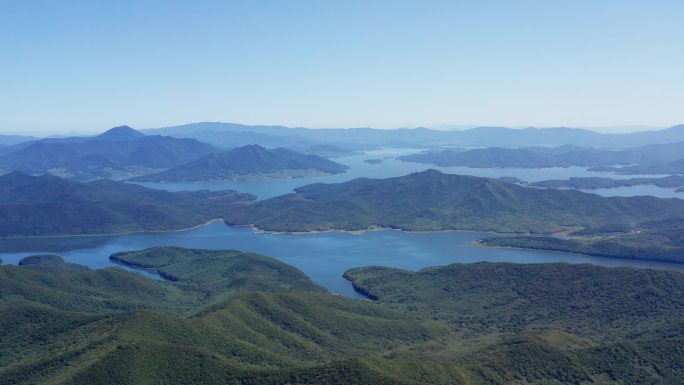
[144,121,684,149]
[400,140,684,169]
[131,144,349,182]
[0,126,218,180]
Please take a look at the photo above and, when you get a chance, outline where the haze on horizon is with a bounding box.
[1,0,683,135]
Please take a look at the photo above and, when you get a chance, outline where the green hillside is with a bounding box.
[1,247,683,384]
[223,169,684,233]
[130,144,349,182]
[0,172,254,237]
[343,262,684,341]
[110,247,325,298]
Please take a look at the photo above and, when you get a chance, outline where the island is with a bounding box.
[364,158,383,164]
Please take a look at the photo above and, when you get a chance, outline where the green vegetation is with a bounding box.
[344,262,684,340]
[110,247,325,298]
[0,172,254,237]
[481,221,684,264]
[130,144,349,182]
[2,247,683,384]
[0,254,197,313]
[0,248,438,384]
[482,216,684,264]
[223,169,684,233]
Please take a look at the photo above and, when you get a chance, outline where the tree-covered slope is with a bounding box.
[0,248,324,313]
[0,172,254,237]
[110,247,325,296]
[0,255,197,313]
[130,144,349,182]
[343,262,684,341]
[1,248,683,384]
[223,169,684,233]
[480,216,684,263]
[0,249,438,384]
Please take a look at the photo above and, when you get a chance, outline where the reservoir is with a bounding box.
[2,221,682,298]
[2,148,682,297]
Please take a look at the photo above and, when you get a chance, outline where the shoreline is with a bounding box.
[130,169,346,184]
[0,218,223,240]
[475,240,684,268]
[232,223,549,237]
[234,224,684,268]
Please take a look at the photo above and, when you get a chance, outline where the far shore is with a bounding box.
[230,223,557,237]
[0,218,223,240]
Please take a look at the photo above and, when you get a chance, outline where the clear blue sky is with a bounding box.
[1,0,683,134]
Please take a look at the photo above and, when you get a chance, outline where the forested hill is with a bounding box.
[1,248,683,384]
[131,144,349,182]
[0,172,254,237]
[223,169,684,233]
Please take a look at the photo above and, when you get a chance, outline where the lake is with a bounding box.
[2,221,683,298]
[2,147,682,298]
[135,147,683,200]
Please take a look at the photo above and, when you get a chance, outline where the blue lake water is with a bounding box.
[2,221,683,298]
[2,148,682,297]
[135,148,682,200]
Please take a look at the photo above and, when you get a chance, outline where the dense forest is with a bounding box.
[1,247,682,384]
[223,169,684,233]
[0,172,254,237]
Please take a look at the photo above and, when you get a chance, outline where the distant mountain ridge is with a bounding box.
[400,140,684,169]
[0,134,38,146]
[96,125,146,141]
[131,144,349,182]
[144,121,684,149]
[0,126,218,180]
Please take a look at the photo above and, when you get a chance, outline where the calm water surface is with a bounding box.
[2,222,683,298]
[3,148,682,298]
[135,148,682,200]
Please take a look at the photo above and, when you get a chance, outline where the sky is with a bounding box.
[1,0,683,134]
